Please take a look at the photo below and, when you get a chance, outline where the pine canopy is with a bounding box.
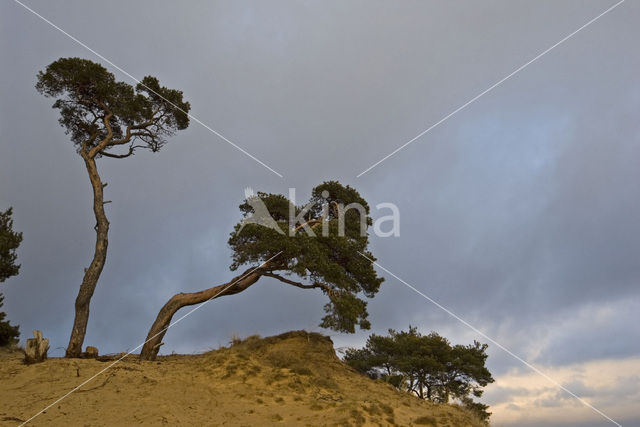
[228,181,384,332]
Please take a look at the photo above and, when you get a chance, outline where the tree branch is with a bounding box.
[91,107,161,157]
[293,218,323,233]
[290,201,340,233]
[262,272,335,295]
[88,108,114,157]
[99,144,143,159]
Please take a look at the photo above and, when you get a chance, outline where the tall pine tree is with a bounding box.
[36,58,191,357]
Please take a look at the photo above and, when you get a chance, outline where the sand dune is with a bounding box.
[0,331,484,426]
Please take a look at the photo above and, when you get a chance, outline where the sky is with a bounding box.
[1,1,639,425]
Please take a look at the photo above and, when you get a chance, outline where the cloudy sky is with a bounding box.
[1,1,639,425]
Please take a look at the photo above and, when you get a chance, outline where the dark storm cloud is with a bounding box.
[1,1,639,425]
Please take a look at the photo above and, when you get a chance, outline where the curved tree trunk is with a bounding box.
[65,155,109,357]
[139,267,265,361]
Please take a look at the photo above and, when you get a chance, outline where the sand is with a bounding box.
[0,331,484,426]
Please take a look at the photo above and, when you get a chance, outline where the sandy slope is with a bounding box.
[0,331,484,426]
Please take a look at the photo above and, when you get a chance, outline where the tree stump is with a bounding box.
[84,346,99,358]
[24,330,49,364]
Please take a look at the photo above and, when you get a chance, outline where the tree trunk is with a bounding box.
[65,155,109,358]
[139,267,265,361]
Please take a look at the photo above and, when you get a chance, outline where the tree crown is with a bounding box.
[36,57,190,158]
[228,181,384,333]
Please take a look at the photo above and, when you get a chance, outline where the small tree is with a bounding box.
[140,181,384,360]
[344,327,494,423]
[0,207,23,346]
[36,58,191,357]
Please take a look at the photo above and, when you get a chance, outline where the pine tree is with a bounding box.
[140,181,384,360]
[344,327,494,423]
[0,294,20,346]
[36,58,191,357]
[0,207,22,346]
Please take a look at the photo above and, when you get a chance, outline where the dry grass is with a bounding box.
[0,331,486,426]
